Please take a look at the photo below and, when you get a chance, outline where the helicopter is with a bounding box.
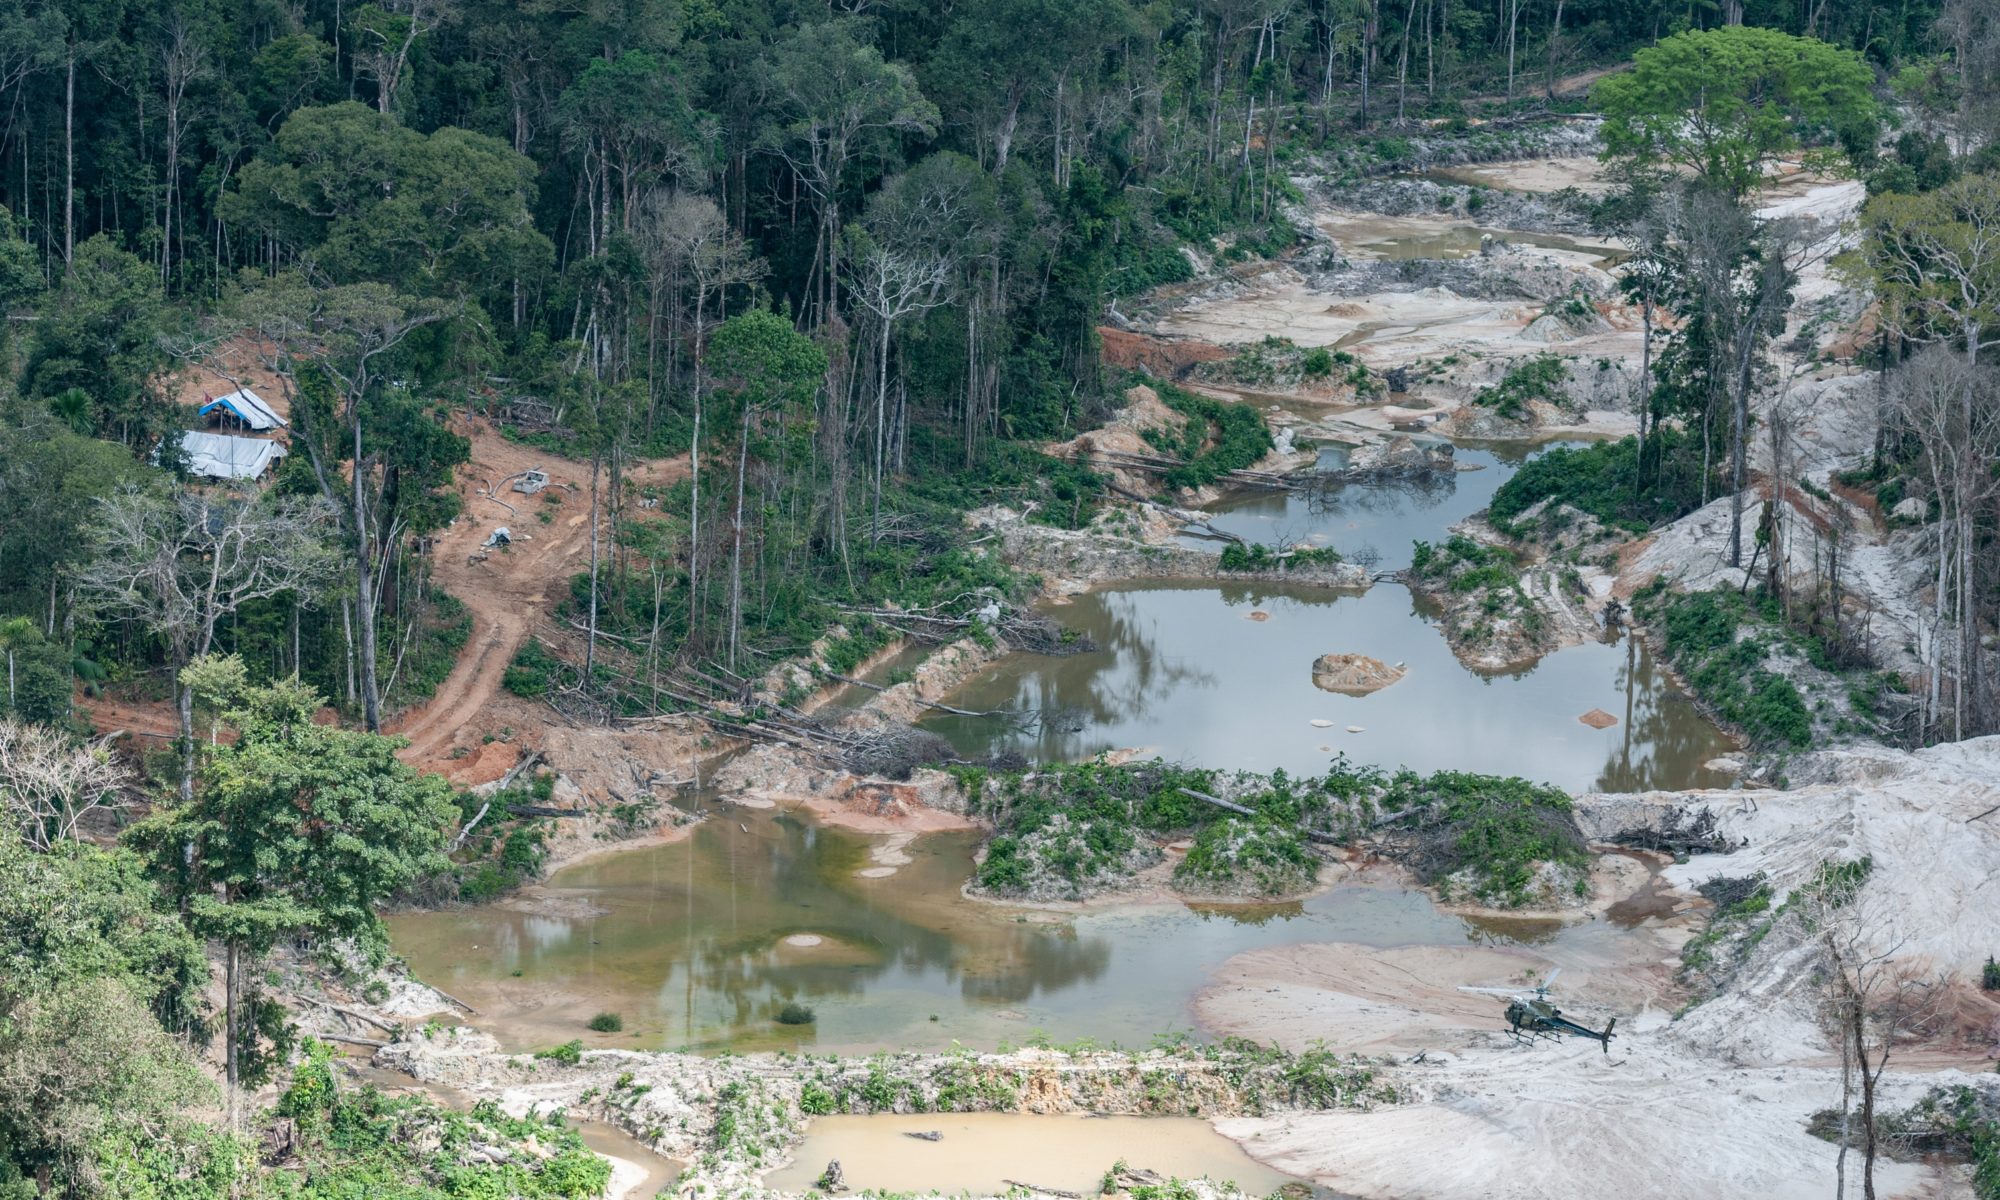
[1458,969,1617,1052]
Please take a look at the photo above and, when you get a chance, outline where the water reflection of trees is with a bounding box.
[1594,637,1732,793]
[667,821,1115,1022]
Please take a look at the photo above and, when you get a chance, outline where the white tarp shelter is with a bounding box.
[199,388,287,431]
[176,431,287,480]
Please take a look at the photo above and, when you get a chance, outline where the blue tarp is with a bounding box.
[198,388,287,431]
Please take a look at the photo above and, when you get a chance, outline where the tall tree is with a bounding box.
[230,271,458,732]
[704,310,825,668]
[1595,27,1878,199]
[760,19,939,327]
[128,670,456,1125]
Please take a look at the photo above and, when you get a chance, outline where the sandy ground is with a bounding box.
[1426,155,1618,194]
[1219,1051,1942,1200]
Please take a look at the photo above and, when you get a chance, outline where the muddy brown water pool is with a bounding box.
[392,808,1656,1055]
[763,1113,1311,1196]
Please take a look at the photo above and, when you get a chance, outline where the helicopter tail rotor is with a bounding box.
[1599,1016,1617,1053]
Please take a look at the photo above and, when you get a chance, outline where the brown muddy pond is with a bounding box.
[391,810,1640,1055]
[763,1113,1303,1196]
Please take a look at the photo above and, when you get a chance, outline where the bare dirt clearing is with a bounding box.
[389,419,687,781]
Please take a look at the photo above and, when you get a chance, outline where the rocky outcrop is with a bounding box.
[1311,654,1407,695]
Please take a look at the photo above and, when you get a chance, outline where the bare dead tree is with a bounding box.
[73,487,339,801]
[845,240,954,542]
[1892,348,2000,740]
[0,720,129,849]
[1812,886,1951,1200]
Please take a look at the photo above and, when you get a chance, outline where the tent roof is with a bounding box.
[198,388,287,431]
[176,431,287,480]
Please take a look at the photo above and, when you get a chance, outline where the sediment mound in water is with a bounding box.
[1311,653,1406,695]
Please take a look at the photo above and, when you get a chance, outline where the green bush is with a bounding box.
[503,640,562,698]
[774,1002,816,1026]
[1152,382,1275,492]
[1475,353,1569,419]
[1375,770,1587,906]
[1218,542,1342,572]
[586,1012,623,1033]
[534,1040,584,1066]
[1490,431,1705,537]
[1640,587,1813,749]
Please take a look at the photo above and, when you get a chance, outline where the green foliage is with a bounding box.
[1489,431,1706,536]
[276,1041,608,1198]
[131,677,459,959]
[1151,382,1275,492]
[534,1040,585,1066]
[1217,542,1342,572]
[223,102,554,299]
[0,830,221,1195]
[1172,818,1316,896]
[1374,770,1587,906]
[964,757,1383,898]
[1475,353,1570,420]
[503,640,564,699]
[1595,27,1880,197]
[774,1002,816,1026]
[586,1011,624,1033]
[1638,587,1814,749]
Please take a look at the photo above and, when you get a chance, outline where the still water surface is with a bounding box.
[391,810,1623,1054]
[763,1114,1305,1196]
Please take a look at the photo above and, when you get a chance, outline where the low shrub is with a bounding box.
[586,1012,623,1033]
[775,1002,816,1026]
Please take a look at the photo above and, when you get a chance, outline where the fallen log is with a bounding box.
[492,749,544,791]
[1178,788,1345,845]
[1178,786,1255,817]
[1004,1182,1082,1199]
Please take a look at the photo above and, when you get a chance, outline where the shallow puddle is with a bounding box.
[763,1113,1304,1196]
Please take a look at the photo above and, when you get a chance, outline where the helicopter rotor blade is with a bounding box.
[1541,968,1563,990]
[1457,986,1529,996]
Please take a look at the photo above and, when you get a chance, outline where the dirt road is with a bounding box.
[392,422,582,772]
[389,419,689,774]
